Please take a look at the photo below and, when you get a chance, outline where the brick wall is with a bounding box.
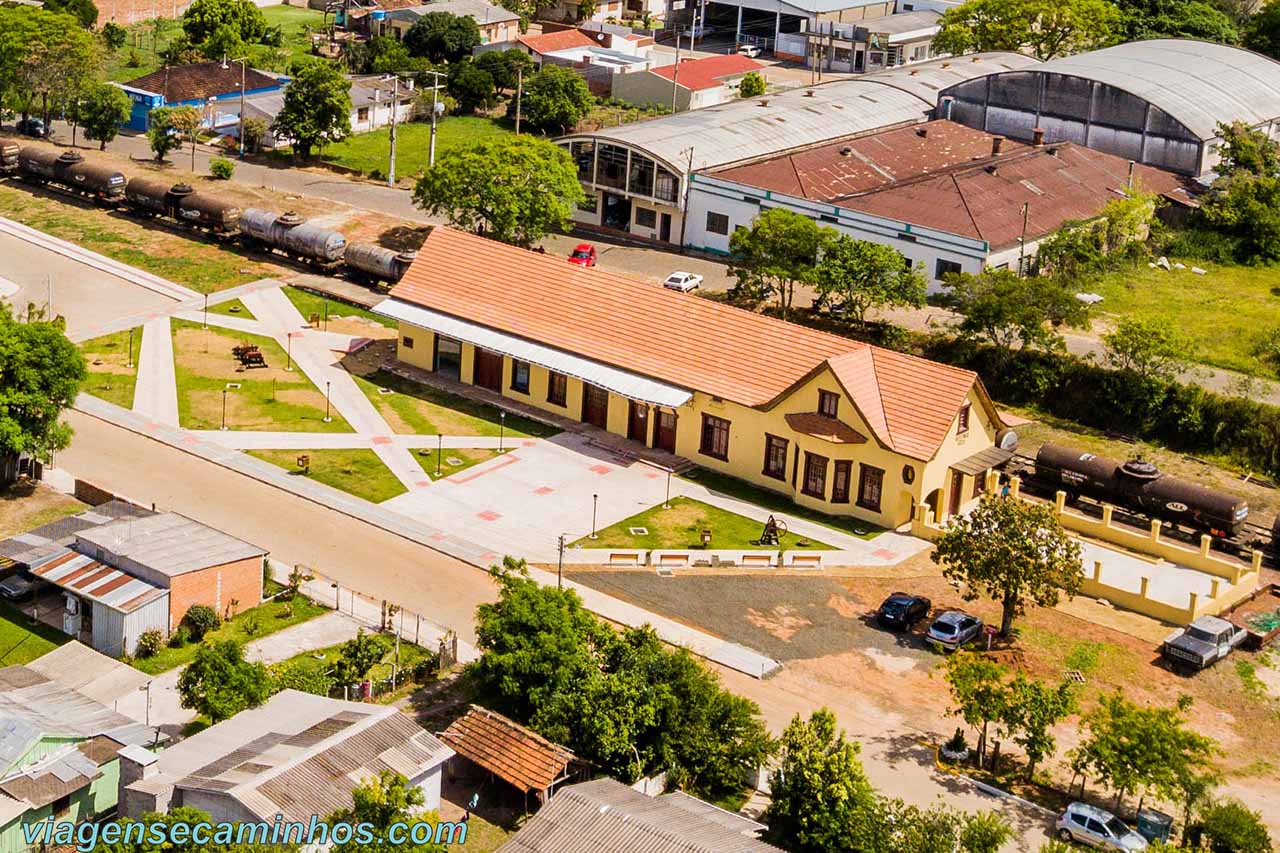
[166,555,264,630]
[96,0,193,25]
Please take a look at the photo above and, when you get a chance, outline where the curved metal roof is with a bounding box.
[560,52,1039,173]
[1031,39,1280,140]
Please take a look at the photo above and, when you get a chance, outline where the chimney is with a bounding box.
[917,126,929,138]
[991,135,1004,156]
[1032,127,1045,146]
[119,745,159,787]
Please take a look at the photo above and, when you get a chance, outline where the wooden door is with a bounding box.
[627,401,648,443]
[654,410,677,452]
[582,385,609,429]
[473,349,503,392]
[948,470,963,518]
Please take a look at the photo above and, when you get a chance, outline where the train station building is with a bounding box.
[375,227,1011,529]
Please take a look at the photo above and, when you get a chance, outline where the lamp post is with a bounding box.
[323,381,332,423]
[590,493,599,540]
[557,533,566,590]
[220,389,228,430]
[286,332,294,371]
[664,468,672,509]
[498,411,506,453]
[203,292,208,329]
[222,55,249,159]
[126,327,135,368]
[436,433,443,478]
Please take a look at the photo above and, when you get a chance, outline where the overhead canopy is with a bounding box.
[375,299,694,409]
[951,446,1013,476]
[31,550,167,615]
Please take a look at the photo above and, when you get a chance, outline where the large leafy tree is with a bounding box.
[939,267,1087,360]
[0,303,85,464]
[1118,0,1237,42]
[6,9,101,129]
[327,771,451,853]
[522,65,593,133]
[1202,172,1280,262]
[1102,317,1194,382]
[1215,121,1280,177]
[177,640,273,723]
[728,208,830,321]
[42,0,98,29]
[413,136,584,248]
[814,235,926,325]
[446,59,496,114]
[1246,0,1280,59]
[475,48,533,95]
[1003,673,1075,780]
[943,651,1009,767]
[1199,800,1273,853]
[404,11,481,62]
[99,806,293,852]
[76,82,132,151]
[182,0,267,45]
[932,494,1083,636]
[273,61,352,158]
[933,0,1120,60]
[146,106,188,162]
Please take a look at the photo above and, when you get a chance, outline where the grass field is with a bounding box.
[261,4,328,67]
[283,286,395,328]
[683,468,884,541]
[1091,259,1280,376]
[0,186,273,293]
[247,448,407,503]
[80,326,142,409]
[315,118,514,179]
[352,369,558,438]
[0,603,67,666]
[413,447,504,480]
[575,496,836,551]
[171,319,353,432]
[206,298,256,320]
[0,482,85,540]
[132,594,329,675]
[276,634,432,687]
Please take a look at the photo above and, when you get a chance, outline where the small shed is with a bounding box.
[440,706,584,809]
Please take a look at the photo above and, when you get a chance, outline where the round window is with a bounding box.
[902,464,916,484]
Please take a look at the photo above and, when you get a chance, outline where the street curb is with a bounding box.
[926,742,1057,817]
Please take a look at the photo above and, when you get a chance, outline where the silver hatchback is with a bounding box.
[1055,802,1148,851]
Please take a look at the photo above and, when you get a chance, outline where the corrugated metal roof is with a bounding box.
[31,550,168,614]
[561,52,1041,173]
[24,642,150,708]
[375,299,695,409]
[440,706,575,794]
[75,512,267,576]
[0,664,155,751]
[497,779,783,853]
[1027,39,1280,140]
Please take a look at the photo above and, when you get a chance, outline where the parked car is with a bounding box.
[0,572,39,601]
[15,117,45,138]
[663,271,703,292]
[1160,615,1247,672]
[876,592,931,630]
[682,24,716,39]
[1056,802,1148,851]
[568,243,597,267]
[925,610,983,651]
[737,44,761,57]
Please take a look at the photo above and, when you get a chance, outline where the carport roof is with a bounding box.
[560,52,1040,174]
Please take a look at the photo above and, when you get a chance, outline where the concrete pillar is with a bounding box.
[1199,534,1211,558]
[1140,576,1149,599]
[1101,504,1113,527]
[1210,578,1221,599]
[774,7,781,48]
[1149,518,1162,544]
[736,4,743,41]
[985,469,998,494]
[1009,475,1021,499]
[1253,550,1263,574]
[1054,491,1067,514]
[1093,560,1102,582]
[1188,591,1199,618]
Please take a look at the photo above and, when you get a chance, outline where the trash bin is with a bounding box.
[1137,808,1173,843]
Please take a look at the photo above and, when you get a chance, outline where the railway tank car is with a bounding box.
[0,137,18,174]
[343,244,415,285]
[1033,443,1249,538]
[240,208,345,267]
[18,149,125,201]
[125,178,241,234]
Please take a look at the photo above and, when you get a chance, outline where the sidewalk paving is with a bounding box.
[132,316,179,426]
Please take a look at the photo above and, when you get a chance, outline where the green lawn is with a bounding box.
[206,298,256,320]
[0,603,67,666]
[413,447,505,480]
[261,4,328,67]
[353,369,558,438]
[1091,259,1280,376]
[574,496,836,551]
[276,635,432,687]
[247,448,408,503]
[132,594,329,675]
[683,468,884,541]
[315,118,515,179]
[171,319,354,432]
[80,326,142,409]
[283,286,395,328]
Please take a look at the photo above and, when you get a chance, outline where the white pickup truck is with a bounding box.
[1160,615,1247,672]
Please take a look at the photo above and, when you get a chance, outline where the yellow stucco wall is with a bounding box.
[393,323,999,528]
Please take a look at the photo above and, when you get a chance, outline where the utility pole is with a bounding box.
[670,30,683,114]
[676,145,695,248]
[425,70,444,167]
[557,534,565,589]
[1017,201,1030,275]
[387,74,399,187]
[515,65,524,134]
[238,58,246,159]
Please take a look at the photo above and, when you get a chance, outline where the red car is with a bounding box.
[568,243,597,267]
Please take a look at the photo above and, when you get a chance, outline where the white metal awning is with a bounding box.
[374,299,694,409]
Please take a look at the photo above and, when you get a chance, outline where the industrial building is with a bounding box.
[612,54,766,112]
[685,119,1188,288]
[774,9,944,73]
[556,52,1039,243]
[376,227,1010,529]
[937,39,1280,176]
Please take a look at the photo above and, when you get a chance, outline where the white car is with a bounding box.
[663,271,703,292]
[1056,802,1148,851]
[682,25,716,39]
[737,44,761,57]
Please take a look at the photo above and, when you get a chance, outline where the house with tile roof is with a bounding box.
[376,226,1011,529]
[613,54,766,112]
[118,61,286,132]
[440,706,585,808]
[686,119,1188,290]
[119,690,454,823]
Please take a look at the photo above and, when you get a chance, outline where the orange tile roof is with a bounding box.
[649,54,764,91]
[441,707,576,793]
[517,29,597,54]
[389,227,987,460]
[784,412,867,444]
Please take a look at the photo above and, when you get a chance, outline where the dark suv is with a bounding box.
[876,592,931,630]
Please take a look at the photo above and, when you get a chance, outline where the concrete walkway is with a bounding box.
[132,316,179,426]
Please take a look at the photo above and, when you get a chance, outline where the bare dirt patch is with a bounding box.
[0,482,86,539]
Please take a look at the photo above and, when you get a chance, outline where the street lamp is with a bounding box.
[436,433,443,478]
[221,54,249,159]
[663,468,672,509]
[220,388,229,430]
[126,327,135,368]
[323,381,332,423]
[498,411,506,453]
[557,533,567,589]
[286,332,294,371]
[590,493,599,540]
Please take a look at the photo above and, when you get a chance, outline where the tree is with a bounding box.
[764,709,876,853]
[182,603,221,640]
[272,61,351,158]
[327,771,450,853]
[269,661,334,697]
[0,303,85,464]
[102,21,127,51]
[1103,317,1193,382]
[99,805,297,852]
[167,103,204,171]
[1199,799,1273,853]
[522,64,593,133]
[1003,673,1075,780]
[738,71,766,98]
[1202,172,1280,262]
[43,0,99,28]
[76,82,131,151]
[475,48,531,94]
[932,494,1083,636]
[939,268,1087,359]
[7,9,101,130]
[413,136,583,247]
[335,629,390,682]
[943,651,1009,766]
[728,208,829,321]
[182,0,267,45]
[404,11,480,62]
[147,107,186,161]
[933,0,1120,60]
[1119,0,1237,42]
[1216,121,1280,177]
[177,640,272,723]
[814,235,926,325]
[446,59,496,114]
[1246,0,1280,60]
